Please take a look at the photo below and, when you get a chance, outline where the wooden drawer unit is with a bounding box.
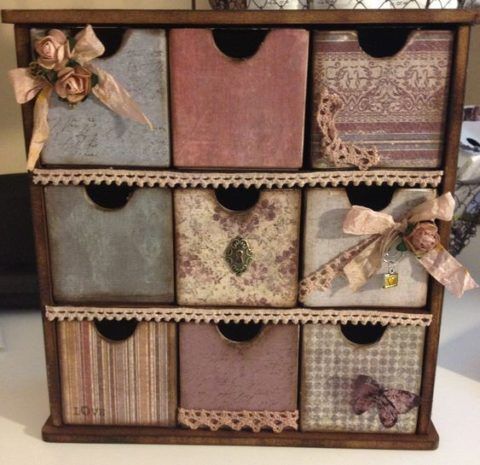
[45,185,174,303]
[170,28,308,169]
[58,319,177,426]
[301,315,427,434]
[37,28,170,167]
[175,187,301,307]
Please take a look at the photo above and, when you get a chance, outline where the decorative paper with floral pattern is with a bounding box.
[311,30,453,168]
[174,189,301,307]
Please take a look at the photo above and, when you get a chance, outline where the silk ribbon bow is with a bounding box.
[8,25,153,171]
[352,375,420,428]
[299,192,478,299]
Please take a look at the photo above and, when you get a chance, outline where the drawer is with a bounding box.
[174,187,301,307]
[302,187,434,307]
[301,317,426,433]
[310,29,453,169]
[45,185,174,303]
[179,322,299,431]
[170,28,308,169]
[58,320,177,426]
[33,28,170,167]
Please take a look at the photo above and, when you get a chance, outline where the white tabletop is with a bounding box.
[1,236,479,465]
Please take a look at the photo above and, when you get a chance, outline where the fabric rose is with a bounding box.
[403,221,440,257]
[34,29,68,70]
[54,65,92,104]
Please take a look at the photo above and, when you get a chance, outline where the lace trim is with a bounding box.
[177,408,299,433]
[45,306,433,327]
[32,168,443,188]
[316,89,380,171]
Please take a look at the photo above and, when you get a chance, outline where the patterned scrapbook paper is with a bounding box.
[175,189,301,307]
[311,30,453,168]
[58,321,177,426]
[301,323,425,433]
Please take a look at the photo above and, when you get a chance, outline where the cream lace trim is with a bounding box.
[45,306,432,327]
[177,408,299,433]
[32,168,443,188]
[316,89,380,171]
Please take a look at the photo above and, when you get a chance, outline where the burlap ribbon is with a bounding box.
[8,25,152,171]
[299,192,478,299]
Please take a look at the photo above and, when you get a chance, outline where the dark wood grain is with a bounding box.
[2,9,479,25]
[417,24,471,436]
[42,416,439,450]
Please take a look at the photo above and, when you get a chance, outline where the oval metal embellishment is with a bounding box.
[225,236,253,275]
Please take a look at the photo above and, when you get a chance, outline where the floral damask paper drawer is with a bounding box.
[33,28,170,167]
[45,185,174,303]
[58,320,177,426]
[174,188,301,307]
[301,315,427,433]
[310,30,453,170]
[301,187,435,308]
[178,322,299,432]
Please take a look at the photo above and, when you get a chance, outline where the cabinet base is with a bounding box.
[42,416,439,450]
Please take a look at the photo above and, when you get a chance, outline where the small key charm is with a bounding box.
[382,246,402,289]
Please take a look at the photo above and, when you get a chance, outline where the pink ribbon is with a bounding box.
[299,192,478,299]
[8,25,152,171]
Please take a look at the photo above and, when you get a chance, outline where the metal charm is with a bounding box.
[382,244,402,289]
[225,236,253,275]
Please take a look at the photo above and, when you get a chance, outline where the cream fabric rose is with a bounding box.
[34,29,68,70]
[54,66,92,104]
[404,221,440,256]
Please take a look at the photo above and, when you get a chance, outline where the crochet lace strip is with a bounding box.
[177,408,299,433]
[316,89,380,171]
[45,306,433,327]
[32,168,443,188]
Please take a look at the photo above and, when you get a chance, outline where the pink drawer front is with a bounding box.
[180,322,299,412]
[310,30,453,169]
[170,28,309,169]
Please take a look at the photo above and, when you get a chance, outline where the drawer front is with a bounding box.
[170,28,308,169]
[175,188,301,307]
[58,320,177,426]
[36,28,170,167]
[301,321,426,433]
[310,30,453,169]
[179,322,299,412]
[302,187,433,307]
[198,0,308,9]
[45,185,174,303]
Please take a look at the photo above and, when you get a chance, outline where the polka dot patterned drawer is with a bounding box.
[174,188,301,307]
[179,322,299,431]
[169,28,308,169]
[58,319,177,426]
[33,28,170,167]
[302,187,434,308]
[310,29,453,169]
[300,316,427,433]
[45,185,174,304]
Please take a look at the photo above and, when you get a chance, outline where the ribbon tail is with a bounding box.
[91,66,153,129]
[419,245,479,298]
[27,86,53,171]
[8,68,46,104]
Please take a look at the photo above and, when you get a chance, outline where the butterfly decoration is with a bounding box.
[351,375,420,428]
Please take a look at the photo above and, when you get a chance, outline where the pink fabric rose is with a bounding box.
[34,29,68,70]
[404,221,440,256]
[54,66,92,104]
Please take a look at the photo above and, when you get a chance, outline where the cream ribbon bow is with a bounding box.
[299,192,478,299]
[8,25,152,171]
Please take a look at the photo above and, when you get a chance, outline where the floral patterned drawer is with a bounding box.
[179,322,299,432]
[301,187,435,307]
[169,28,308,169]
[174,188,301,307]
[300,314,427,433]
[33,28,170,167]
[310,30,453,170]
[45,185,174,303]
[58,319,177,426]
